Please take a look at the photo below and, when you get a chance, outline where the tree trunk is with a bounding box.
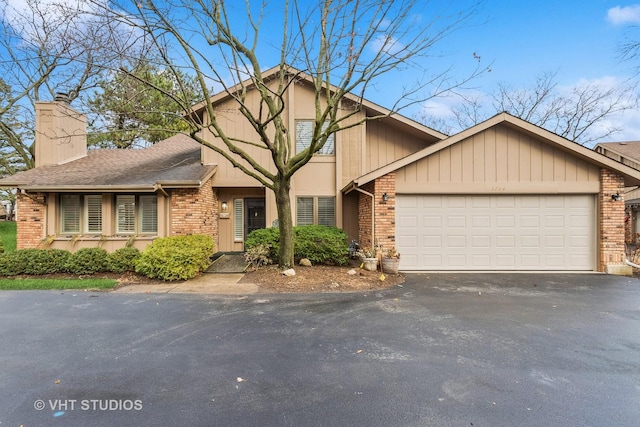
[274,175,294,269]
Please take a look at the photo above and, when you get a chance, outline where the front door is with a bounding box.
[245,198,266,238]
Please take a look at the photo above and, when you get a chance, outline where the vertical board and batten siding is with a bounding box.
[395,124,601,271]
[365,119,431,174]
[396,125,601,192]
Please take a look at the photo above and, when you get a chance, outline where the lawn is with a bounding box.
[0,221,16,252]
[0,278,118,290]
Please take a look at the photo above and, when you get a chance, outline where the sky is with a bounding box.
[409,0,640,144]
[4,0,640,146]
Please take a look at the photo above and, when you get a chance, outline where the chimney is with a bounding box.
[34,95,87,168]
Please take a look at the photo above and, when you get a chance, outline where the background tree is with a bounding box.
[419,71,638,145]
[87,61,202,148]
[0,0,149,175]
[100,0,487,268]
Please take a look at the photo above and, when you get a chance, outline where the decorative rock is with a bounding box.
[347,269,357,275]
[282,268,296,276]
[299,258,312,267]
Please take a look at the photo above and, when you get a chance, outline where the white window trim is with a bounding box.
[233,199,244,242]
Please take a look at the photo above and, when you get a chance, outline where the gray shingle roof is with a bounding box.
[596,141,640,161]
[0,134,217,191]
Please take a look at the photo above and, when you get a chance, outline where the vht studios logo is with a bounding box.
[34,399,143,411]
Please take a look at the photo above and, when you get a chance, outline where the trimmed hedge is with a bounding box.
[65,248,109,274]
[106,247,141,273]
[245,225,349,266]
[135,234,215,281]
[0,248,71,275]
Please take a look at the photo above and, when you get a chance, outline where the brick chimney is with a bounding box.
[34,95,87,167]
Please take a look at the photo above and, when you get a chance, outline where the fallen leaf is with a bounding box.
[356,349,363,354]
[236,377,245,382]
[55,379,61,384]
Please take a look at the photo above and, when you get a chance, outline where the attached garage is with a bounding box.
[347,113,640,274]
[396,194,596,271]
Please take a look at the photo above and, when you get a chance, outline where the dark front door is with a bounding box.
[245,198,266,238]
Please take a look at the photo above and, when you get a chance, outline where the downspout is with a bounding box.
[352,186,375,250]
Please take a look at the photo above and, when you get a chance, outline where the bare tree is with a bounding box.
[419,71,638,145]
[98,0,487,267]
[0,0,149,175]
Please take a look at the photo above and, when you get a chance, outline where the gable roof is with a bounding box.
[345,112,640,191]
[192,65,447,143]
[0,134,217,192]
[594,141,640,171]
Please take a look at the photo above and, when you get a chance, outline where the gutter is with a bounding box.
[344,182,375,249]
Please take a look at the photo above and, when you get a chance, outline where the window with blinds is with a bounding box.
[116,195,136,234]
[317,197,335,226]
[296,196,335,226]
[139,195,158,234]
[295,120,335,155]
[61,195,81,234]
[234,199,243,241]
[85,195,102,233]
[296,197,314,226]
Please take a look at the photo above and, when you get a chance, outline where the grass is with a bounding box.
[0,221,16,252]
[0,278,118,290]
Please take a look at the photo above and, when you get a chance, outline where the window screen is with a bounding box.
[85,195,102,233]
[116,195,136,234]
[296,197,314,225]
[139,195,157,234]
[61,195,81,234]
[234,199,244,241]
[296,120,335,155]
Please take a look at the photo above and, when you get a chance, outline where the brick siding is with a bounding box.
[357,172,396,253]
[170,177,218,244]
[16,192,46,249]
[599,168,625,271]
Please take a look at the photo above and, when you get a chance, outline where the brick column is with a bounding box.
[16,192,46,249]
[599,169,625,271]
[170,178,217,243]
[357,172,396,252]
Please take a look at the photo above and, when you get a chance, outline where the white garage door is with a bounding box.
[396,195,595,271]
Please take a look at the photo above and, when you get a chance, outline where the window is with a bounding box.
[116,195,157,234]
[296,120,335,155]
[234,199,244,241]
[60,194,102,234]
[296,196,335,226]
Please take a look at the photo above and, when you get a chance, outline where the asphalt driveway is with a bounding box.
[1,273,639,426]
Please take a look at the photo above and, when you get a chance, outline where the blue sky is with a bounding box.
[5,0,640,144]
[410,1,640,143]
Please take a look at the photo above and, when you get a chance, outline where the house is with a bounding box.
[1,66,640,274]
[594,141,640,245]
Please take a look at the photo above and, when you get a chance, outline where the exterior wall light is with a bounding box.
[382,192,389,203]
[221,201,228,212]
[611,192,622,202]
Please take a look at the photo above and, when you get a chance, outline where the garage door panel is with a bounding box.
[397,195,595,271]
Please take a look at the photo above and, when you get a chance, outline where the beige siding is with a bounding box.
[396,124,601,193]
[365,119,428,173]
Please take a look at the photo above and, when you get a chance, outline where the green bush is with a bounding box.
[293,225,349,265]
[244,225,349,266]
[0,250,28,275]
[0,248,71,275]
[245,227,280,261]
[135,234,215,281]
[23,249,71,275]
[66,248,109,274]
[106,247,141,273]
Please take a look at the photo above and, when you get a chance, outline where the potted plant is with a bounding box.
[357,247,378,271]
[381,247,400,274]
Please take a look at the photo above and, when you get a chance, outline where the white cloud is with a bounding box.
[606,5,640,25]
